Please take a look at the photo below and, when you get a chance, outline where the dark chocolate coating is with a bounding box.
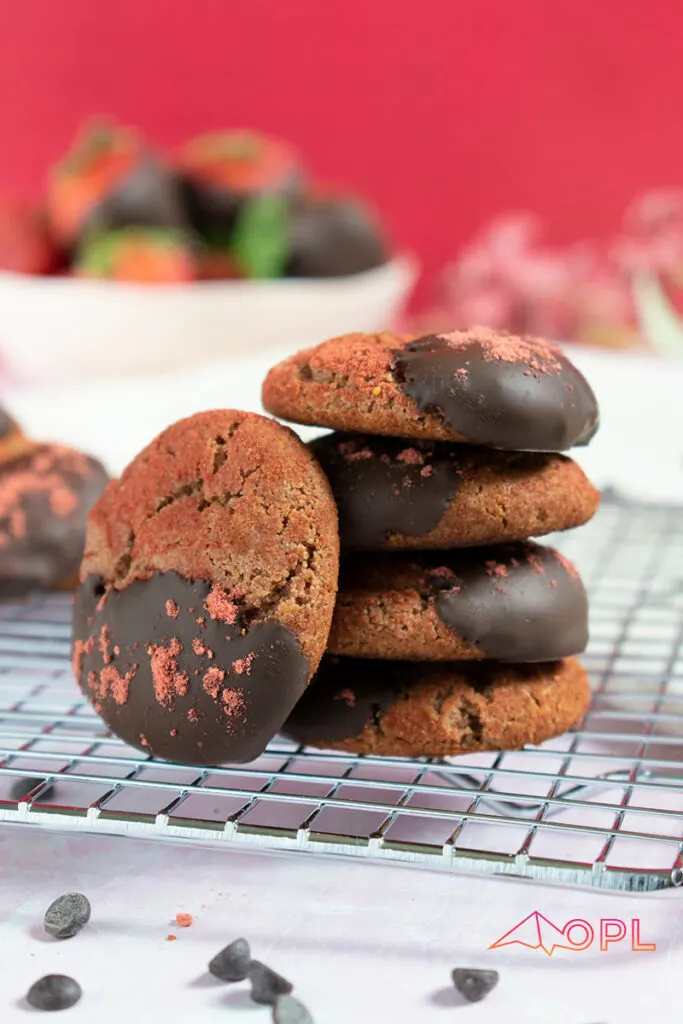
[427,543,587,661]
[284,656,409,744]
[309,433,463,548]
[285,196,388,277]
[72,571,310,765]
[82,155,189,242]
[182,168,303,242]
[391,333,599,451]
[0,446,108,597]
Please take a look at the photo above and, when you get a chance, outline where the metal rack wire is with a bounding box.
[1,499,682,893]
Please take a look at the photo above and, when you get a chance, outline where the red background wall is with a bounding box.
[2,2,682,290]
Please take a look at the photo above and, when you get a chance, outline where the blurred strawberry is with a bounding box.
[199,249,243,280]
[284,192,389,277]
[47,119,188,250]
[0,200,59,275]
[179,130,303,239]
[75,227,197,283]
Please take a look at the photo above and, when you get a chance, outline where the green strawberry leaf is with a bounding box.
[230,194,290,279]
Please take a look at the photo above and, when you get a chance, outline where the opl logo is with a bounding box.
[489,911,656,956]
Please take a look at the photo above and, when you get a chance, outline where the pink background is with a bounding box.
[2,3,682,288]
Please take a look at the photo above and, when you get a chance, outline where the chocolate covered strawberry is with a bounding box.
[47,120,187,249]
[75,227,198,283]
[285,192,389,277]
[179,130,303,239]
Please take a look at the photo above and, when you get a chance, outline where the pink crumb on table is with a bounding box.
[175,913,193,928]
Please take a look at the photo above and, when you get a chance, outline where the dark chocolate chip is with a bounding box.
[249,960,294,1005]
[451,967,499,1003]
[274,994,314,1024]
[26,974,82,1011]
[208,937,252,981]
[44,893,91,940]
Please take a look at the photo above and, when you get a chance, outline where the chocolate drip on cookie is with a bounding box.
[309,433,462,548]
[391,328,599,451]
[283,656,409,744]
[73,571,310,765]
[428,543,587,661]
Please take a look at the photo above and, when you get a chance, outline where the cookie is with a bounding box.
[0,444,108,597]
[328,542,587,662]
[72,410,339,766]
[263,327,599,451]
[309,432,599,549]
[0,407,30,464]
[283,656,590,757]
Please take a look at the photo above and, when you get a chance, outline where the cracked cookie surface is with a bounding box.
[328,542,588,662]
[283,656,589,756]
[72,410,339,764]
[263,327,599,451]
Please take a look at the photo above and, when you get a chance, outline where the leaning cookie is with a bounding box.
[263,327,599,451]
[0,444,108,597]
[310,433,600,549]
[72,410,339,766]
[283,656,590,757]
[328,543,587,662]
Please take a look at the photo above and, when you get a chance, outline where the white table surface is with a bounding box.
[1,343,683,1023]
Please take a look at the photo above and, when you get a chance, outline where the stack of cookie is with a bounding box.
[262,326,601,757]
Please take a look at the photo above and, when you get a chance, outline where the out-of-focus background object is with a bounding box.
[2,1,683,376]
[0,117,412,380]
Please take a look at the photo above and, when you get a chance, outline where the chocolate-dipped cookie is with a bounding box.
[263,327,599,451]
[72,411,339,766]
[0,407,30,464]
[0,444,108,597]
[283,656,590,757]
[309,433,599,550]
[329,542,587,661]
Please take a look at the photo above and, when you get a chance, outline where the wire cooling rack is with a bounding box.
[0,499,682,894]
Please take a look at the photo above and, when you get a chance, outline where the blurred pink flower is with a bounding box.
[413,212,643,348]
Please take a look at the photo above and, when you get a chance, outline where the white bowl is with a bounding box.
[0,254,417,382]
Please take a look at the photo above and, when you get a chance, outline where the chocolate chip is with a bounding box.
[26,974,82,1011]
[208,937,252,981]
[249,960,293,1005]
[274,994,314,1023]
[44,893,91,939]
[451,967,499,1003]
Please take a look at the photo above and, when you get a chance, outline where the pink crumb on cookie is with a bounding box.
[396,447,425,466]
[96,664,137,705]
[148,638,189,707]
[438,327,562,374]
[527,554,545,575]
[485,561,508,578]
[165,600,180,619]
[555,551,580,580]
[420,465,434,478]
[335,688,356,707]
[192,638,206,656]
[232,652,255,676]
[221,689,246,720]
[205,586,239,624]
[202,666,225,699]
